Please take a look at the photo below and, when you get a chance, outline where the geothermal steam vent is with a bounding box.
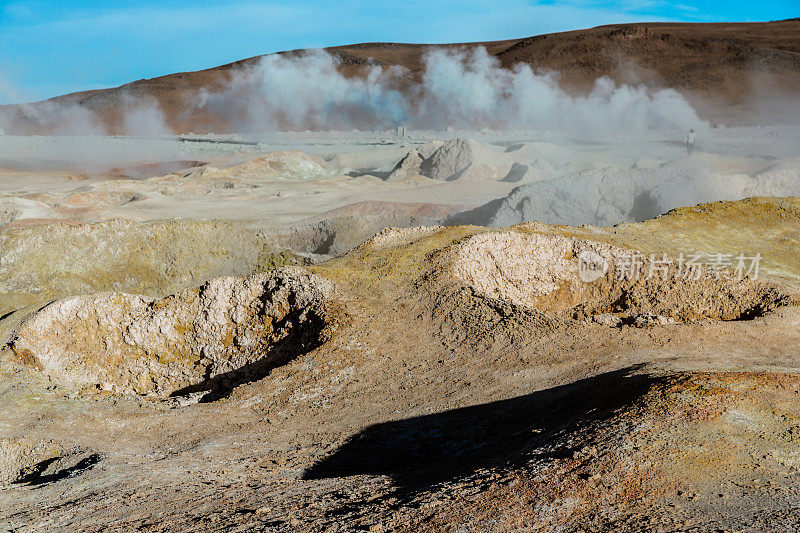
[10,267,340,397]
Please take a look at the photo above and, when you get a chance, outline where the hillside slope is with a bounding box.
[2,19,799,133]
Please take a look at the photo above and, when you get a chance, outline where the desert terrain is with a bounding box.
[2,19,800,532]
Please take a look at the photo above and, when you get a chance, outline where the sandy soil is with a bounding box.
[3,198,800,531]
[2,126,800,531]
[1,126,798,234]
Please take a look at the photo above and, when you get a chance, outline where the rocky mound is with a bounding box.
[387,138,514,182]
[446,165,800,227]
[419,138,476,181]
[436,230,793,323]
[91,151,341,198]
[211,151,336,182]
[385,149,426,182]
[9,268,341,398]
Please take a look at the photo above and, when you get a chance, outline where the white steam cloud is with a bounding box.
[1,46,708,138]
[0,91,172,136]
[119,95,173,136]
[197,47,708,137]
[196,52,408,132]
[6,100,107,135]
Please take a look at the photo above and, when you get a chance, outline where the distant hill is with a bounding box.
[2,19,799,133]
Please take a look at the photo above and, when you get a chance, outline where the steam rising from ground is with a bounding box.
[198,48,707,138]
[198,53,409,132]
[417,49,705,136]
[118,95,173,136]
[1,47,707,138]
[6,100,106,136]
[0,92,172,136]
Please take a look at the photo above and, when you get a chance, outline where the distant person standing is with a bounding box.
[684,128,696,155]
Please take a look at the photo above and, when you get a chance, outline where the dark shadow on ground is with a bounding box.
[169,305,330,402]
[502,162,530,182]
[442,196,505,227]
[15,453,101,486]
[629,190,662,222]
[303,366,660,491]
[347,170,391,180]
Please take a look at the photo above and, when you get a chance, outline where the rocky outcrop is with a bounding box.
[386,138,514,183]
[445,165,800,228]
[437,230,794,322]
[419,138,476,181]
[386,149,425,182]
[9,268,342,397]
[187,151,337,183]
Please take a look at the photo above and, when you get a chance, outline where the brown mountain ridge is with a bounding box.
[2,19,799,133]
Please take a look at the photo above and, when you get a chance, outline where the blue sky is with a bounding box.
[0,1,797,104]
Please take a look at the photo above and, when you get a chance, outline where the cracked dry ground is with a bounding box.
[3,196,800,531]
